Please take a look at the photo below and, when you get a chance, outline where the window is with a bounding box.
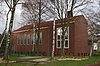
[32,33,35,44]
[64,32,69,48]
[57,27,69,48]
[21,36,23,44]
[28,34,30,44]
[35,32,42,44]
[40,32,42,44]
[23,34,26,45]
[17,36,20,45]
[35,32,38,44]
[57,28,62,48]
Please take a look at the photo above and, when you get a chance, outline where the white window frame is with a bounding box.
[64,27,69,48]
[57,28,62,48]
[56,27,69,48]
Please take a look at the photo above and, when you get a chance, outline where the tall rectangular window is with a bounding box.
[28,34,30,44]
[21,36,23,44]
[40,32,42,44]
[23,34,26,45]
[35,32,38,44]
[35,32,42,44]
[57,27,69,48]
[57,28,62,48]
[17,36,20,45]
[64,32,69,48]
[32,33,35,44]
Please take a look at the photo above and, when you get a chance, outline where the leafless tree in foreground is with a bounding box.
[0,0,20,60]
[49,0,91,56]
[81,6,100,56]
[21,0,50,55]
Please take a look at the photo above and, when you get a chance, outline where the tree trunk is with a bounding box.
[61,35,65,56]
[90,36,94,56]
[52,20,55,57]
[4,3,16,60]
[4,33,9,60]
[61,27,65,56]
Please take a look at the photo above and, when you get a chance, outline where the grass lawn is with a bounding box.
[40,56,100,66]
[0,56,35,66]
[0,56,100,66]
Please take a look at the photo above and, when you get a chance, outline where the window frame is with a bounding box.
[23,34,26,45]
[35,32,42,44]
[56,28,62,48]
[28,34,31,45]
[56,27,69,48]
[32,33,35,45]
[17,35,20,45]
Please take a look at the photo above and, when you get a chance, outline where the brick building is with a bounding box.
[11,15,91,56]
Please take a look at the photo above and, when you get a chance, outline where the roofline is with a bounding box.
[13,15,85,33]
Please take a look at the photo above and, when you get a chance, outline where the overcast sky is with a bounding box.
[0,0,100,34]
[0,2,22,33]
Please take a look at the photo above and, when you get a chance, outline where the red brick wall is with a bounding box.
[54,20,75,56]
[74,16,91,56]
[33,22,53,56]
[11,15,91,56]
[12,21,53,56]
[12,30,34,54]
[54,16,91,56]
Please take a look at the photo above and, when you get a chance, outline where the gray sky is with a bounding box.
[0,0,100,34]
[0,2,22,33]
[13,4,22,31]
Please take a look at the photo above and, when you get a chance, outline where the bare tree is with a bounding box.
[48,0,92,56]
[81,8,100,56]
[0,0,20,60]
[21,0,50,55]
[21,0,50,24]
